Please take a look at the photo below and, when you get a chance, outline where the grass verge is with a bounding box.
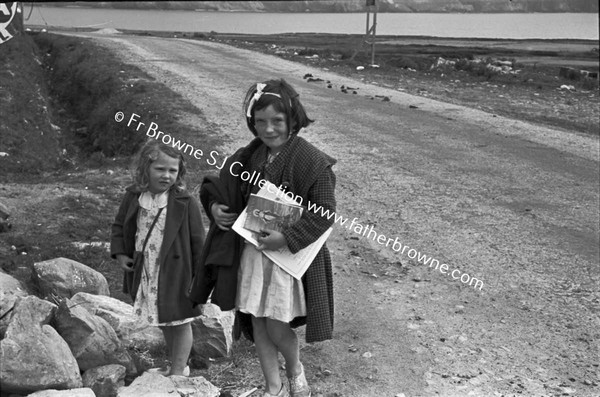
[32,32,207,157]
[0,34,63,174]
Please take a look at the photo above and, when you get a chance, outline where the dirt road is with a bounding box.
[62,32,600,396]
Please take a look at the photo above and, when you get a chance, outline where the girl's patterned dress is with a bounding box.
[133,191,195,326]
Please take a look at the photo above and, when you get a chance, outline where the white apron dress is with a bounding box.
[236,242,306,322]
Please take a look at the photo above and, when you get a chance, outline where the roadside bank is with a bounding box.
[0,34,62,174]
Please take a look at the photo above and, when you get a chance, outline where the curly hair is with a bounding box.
[243,78,314,136]
[131,140,187,192]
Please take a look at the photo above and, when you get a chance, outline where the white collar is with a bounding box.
[138,190,169,210]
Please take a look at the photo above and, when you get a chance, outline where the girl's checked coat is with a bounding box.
[190,135,336,343]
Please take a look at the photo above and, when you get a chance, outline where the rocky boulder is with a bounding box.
[0,270,28,336]
[32,257,110,299]
[191,304,235,359]
[0,296,82,395]
[26,388,96,397]
[170,375,221,397]
[70,292,134,332]
[117,372,219,397]
[53,298,137,375]
[82,364,126,397]
[116,371,176,396]
[70,292,165,350]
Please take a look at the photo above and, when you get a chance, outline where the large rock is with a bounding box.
[116,372,176,397]
[191,304,234,359]
[54,298,137,375]
[82,364,126,397]
[0,296,82,395]
[124,325,166,352]
[26,388,96,397]
[0,270,28,336]
[32,257,110,299]
[70,292,134,333]
[70,292,165,350]
[117,372,219,397]
[170,375,220,397]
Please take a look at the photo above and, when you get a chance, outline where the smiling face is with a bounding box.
[254,104,290,154]
[147,150,180,194]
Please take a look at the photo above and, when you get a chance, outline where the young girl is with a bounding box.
[111,140,204,376]
[190,79,336,397]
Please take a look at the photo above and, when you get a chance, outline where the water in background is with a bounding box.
[26,6,599,40]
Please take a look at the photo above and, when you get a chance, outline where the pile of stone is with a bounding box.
[483,58,517,74]
[0,257,233,397]
[432,56,520,75]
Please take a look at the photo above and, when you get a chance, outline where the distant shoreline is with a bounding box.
[25,27,600,47]
[24,6,598,40]
[31,4,600,14]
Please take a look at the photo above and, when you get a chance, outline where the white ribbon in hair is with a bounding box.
[246,83,282,117]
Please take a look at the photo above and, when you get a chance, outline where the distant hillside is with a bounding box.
[52,1,599,13]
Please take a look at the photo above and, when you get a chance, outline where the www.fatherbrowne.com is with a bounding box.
[119,111,484,291]
[306,203,484,291]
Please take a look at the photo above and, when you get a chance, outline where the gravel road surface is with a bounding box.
[62,32,600,396]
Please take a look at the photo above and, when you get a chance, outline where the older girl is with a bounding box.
[191,79,336,396]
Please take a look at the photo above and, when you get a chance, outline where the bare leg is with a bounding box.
[160,326,173,361]
[252,316,284,394]
[265,318,301,378]
[163,323,192,376]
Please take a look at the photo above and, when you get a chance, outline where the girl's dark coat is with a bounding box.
[189,135,336,343]
[110,186,204,324]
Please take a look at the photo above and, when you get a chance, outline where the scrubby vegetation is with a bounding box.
[0,34,63,173]
[33,33,203,157]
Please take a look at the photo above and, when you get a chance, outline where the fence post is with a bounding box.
[365,0,378,66]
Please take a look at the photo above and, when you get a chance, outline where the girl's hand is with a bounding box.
[256,230,287,251]
[117,254,134,272]
[211,203,238,231]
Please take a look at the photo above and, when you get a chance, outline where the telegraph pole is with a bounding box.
[365,0,378,66]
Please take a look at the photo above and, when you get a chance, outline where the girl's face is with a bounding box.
[147,151,179,194]
[254,104,290,154]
